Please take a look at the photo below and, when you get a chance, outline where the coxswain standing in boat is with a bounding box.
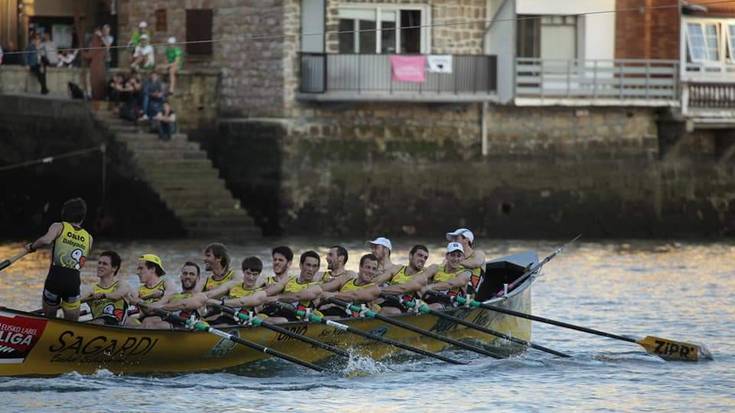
[320,245,356,290]
[376,244,438,315]
[262,250,323,323]
[446,228,485,294]
[205,256,270,325]
[367,237,400,276]
[127,254,176,326]
[421,242,472,310]
[142,261,209,329]
[25,198,92,321]
[319,253,382,318]
[80,250,132,325]
[197,243,241,296]
[261,246,294,295]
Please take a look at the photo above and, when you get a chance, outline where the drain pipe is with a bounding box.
[481,101,489,156]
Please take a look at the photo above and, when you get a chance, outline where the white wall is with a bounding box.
[517,0,615,61]
[485,0,515,103]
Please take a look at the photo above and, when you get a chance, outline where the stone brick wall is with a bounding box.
[615,0,680,60]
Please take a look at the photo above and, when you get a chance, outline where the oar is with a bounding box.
[273,302,467,365]
[456,296,711,362]
[148,307,324,372]
[208,303,350,359]
[493,235,581,298]
[0,250,30,272]
[326,298,502,359]
[403,293,569,358]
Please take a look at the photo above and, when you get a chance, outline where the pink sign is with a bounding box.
[390,55,426,83]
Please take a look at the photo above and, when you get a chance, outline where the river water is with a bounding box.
[0,239,733,412]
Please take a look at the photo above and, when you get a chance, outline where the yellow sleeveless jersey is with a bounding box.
[388,266,414,285]
[170,291,199,319]
[89,281,128,323]
[340,278,374,292]
[204,268,235,292]
[283,276,320,308]
[433,266,469,297]
[321,271,334,282]
[139,279,166,304]
[228,284,264,299]
[463,251,483,293]
[51,221,92,270]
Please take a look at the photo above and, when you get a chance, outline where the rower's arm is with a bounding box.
[159,293,208,311]
[333,285,381,303]
[381,274,429,295]
[79,285,95,302]
[425,271,471,291]
[157,278,178,304]
[373,266,401,286]
[264,276,288,296]
[27,222,63,251]
[461,250,486,269]
[212,291,268,309]
[276,285,322,302]
[204,279,239,299]
[321,273,354,292]
[106,281,133,301]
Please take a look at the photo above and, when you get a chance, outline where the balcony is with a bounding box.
[514,58,680,106]
[298,53,497,102]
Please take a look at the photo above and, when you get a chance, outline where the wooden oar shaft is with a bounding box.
[150,308,324,372]
[414,298,569,358]
[476,302,636,344]
[0,250,29,272]
[210,304,350,358]
[328,298,501,359]
[274,302,466,365]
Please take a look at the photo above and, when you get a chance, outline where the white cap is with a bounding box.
[139,21,148,28]
[447,242,464,254]
[167,36,176,44]
[446,228,474,243]
[367,237,392,251]
[140,34,149,40]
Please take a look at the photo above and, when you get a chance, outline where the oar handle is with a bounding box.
[478,302,636,344]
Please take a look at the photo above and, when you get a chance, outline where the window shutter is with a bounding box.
[186,9,213,55]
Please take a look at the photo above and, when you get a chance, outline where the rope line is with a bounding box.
[0,145,104,172]
[2,0,733,56]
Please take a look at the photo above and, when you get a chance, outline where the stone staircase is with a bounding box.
[92,107,260,239]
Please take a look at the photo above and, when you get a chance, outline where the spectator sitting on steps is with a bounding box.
[131,34,154,72]
[140,71,164,121]
[154,101,177,141]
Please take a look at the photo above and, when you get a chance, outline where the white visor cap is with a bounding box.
[367,237,392,251]
[446,228,475,243]
[447,242,464,254]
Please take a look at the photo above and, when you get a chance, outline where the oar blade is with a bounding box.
[637,336,712,362]
[0,260,11,271]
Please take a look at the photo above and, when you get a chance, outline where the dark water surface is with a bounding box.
[0,239,733,412]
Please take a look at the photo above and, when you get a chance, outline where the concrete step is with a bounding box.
[137,159,214,168]
[143,171,222,182]
[131,150,208,160]
[175,208,251,218]
[159,197,241,210]
[156,185,233,197]
[118,132,189,141]
[123,140,201,151]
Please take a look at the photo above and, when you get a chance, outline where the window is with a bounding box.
[517,15,540,58]
[155,9,167,32]
[516,15,577,59]
[337,5,428,54]
[686,22,720,62]
[728,24,735,61]
[186,9,213,56]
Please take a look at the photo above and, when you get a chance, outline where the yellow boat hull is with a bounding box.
[0,282,531,376]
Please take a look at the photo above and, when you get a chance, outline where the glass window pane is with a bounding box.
[338,19,356,53]
[359,19,376,53]
[729,24,735,60]
[704,24,719,61]
[400,10,422,53]
[381,10,397,54]
[687,23,706,62]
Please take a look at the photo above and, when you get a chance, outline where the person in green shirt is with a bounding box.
[127,21,149,51]
[164,36,183,94]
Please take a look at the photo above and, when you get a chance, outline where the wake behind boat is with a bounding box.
[0,253,536,376]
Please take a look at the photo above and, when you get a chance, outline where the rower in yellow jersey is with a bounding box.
[261,246,294,296]
[143,261,208,329]
[319,254,381,318]
[320,245,356,291]
[263,250,323,323]
[446,228,486,294]
[79,250,133,325]
[197,243,242,296]
[205,256,270,325]
[127,254,176,327]
[421,242,472,310]
[25,198,93,321]
[376,245,438,316]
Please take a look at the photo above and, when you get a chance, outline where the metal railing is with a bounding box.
[300,53,497,96]
[515,58,679,101]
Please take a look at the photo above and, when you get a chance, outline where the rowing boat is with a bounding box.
[0,252,538,376]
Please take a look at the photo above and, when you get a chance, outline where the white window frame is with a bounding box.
[685,19,722,63]
[727,22,735,63]
[338,3,431,54]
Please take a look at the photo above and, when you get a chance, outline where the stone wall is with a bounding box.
[0,66,89,96]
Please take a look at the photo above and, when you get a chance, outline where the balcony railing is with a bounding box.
[686,83,735,109]
[299,53,497,102]
[515,58,679,104]
[684,62,735,82]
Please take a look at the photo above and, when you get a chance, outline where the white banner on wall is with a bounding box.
[427,55,452,73]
